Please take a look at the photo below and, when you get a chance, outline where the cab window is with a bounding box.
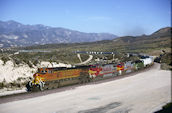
[38,69,47,74]
[41,70,46,73]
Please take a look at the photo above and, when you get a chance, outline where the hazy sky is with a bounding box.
[0,0,171,36]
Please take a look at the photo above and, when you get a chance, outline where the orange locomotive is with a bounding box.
[26,62,140,91]
[26,66,90,91]
[26,63,120,91]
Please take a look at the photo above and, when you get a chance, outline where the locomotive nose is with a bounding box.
[33,74,40,83]
[33,73,39,77]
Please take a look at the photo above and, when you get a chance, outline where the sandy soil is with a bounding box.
[0,63,171,113]
[0,60,36,82]
[0,60,71,83]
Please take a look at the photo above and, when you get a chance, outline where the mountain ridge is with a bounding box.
[0,20,117,48]
[18,26,171,54]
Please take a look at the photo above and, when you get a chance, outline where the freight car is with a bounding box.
[26,59,154,91]
[140,57,154,67]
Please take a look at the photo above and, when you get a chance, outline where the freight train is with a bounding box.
[26,56,154,91]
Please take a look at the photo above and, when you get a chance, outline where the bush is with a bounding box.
[33,59,40,66]
[161,63,172,70]
[161,53,172,65]
[23,59,33,68]
[13,58,22,66]
[0,82,4,89]
[0,79,7,89]
[1,56,10,65]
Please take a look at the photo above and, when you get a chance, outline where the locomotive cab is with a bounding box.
[37,68,50,74]
[26,68,49,91]
[33,68,47,82]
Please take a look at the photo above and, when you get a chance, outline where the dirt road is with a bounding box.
[0,63,171,113]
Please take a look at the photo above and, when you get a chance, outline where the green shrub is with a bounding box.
[33,59,39,66]
[1,56,10,65]
[23,59,33,68]
[0,79,7,89]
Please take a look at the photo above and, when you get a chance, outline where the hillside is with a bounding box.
[0,27,171,90]
[0,20,117,48]
[0,27,171,65]
[16,27,171,54]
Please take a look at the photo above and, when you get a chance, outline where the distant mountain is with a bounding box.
[150,27,171,38]
[0,20,117,48]
[113,27,171,44]
[20,27,171,55]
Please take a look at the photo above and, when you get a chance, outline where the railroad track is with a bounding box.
[0,63,156,104]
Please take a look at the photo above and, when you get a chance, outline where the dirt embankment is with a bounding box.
[0,59,71,91]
